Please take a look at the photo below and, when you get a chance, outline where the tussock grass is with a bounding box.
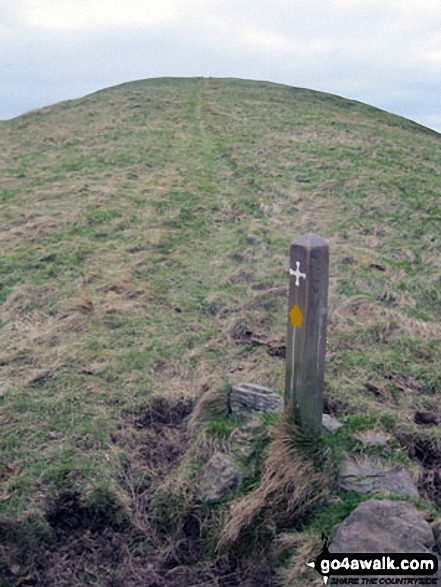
[151,383,235,539]
[275,530,325,586]
[218,416,333,553]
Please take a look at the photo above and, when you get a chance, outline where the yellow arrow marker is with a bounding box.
[289,304,303,328]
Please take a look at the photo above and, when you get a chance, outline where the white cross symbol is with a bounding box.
[289,261,306,286]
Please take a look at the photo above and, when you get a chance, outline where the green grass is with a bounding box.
[1,77,440,583]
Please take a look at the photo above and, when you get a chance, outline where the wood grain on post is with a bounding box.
[284,233,329,433]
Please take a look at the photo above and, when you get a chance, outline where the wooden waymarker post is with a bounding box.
[284,233,329,433]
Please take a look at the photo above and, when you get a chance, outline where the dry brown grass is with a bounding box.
[187,384,230,434]
[331,295,441,340]
[0,216,61,244]
[218,416,332,553]
[275,530,326,586]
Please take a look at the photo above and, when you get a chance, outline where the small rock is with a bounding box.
[355,430,390,447]
[229,383,283,418]
[322,413,343,433]
[198,452,244,504]
[340,455,419,499]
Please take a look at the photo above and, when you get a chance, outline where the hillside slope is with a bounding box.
[1,77,440,585]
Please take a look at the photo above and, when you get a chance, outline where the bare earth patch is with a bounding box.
[1,396,279,586]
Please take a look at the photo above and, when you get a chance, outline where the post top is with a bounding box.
[291,232,328,248]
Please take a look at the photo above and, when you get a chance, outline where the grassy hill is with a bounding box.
[1,77,440,585]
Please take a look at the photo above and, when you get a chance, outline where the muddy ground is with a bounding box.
[1,397,278,586]
[396,429,441,510]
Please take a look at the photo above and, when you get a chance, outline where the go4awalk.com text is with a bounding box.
[331,579,437,585]
[307,545,438,585]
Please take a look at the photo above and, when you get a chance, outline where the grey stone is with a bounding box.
[198,452,244,503]
[330,499,439,583]
[355,430,390,447]
[229,383,283,418]
[322,413,343,432]
[339,455,419,499]
[226,419,271,461]
[330,498,434,553]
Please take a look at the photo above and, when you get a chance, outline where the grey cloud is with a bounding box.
[0,1,440,133]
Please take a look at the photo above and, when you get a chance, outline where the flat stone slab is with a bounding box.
[198,452,244,504]
[340,455,419,499]
[229,383,283,418]
[322,413,343,432]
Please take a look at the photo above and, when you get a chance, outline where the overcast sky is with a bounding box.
[2,0,441,132]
